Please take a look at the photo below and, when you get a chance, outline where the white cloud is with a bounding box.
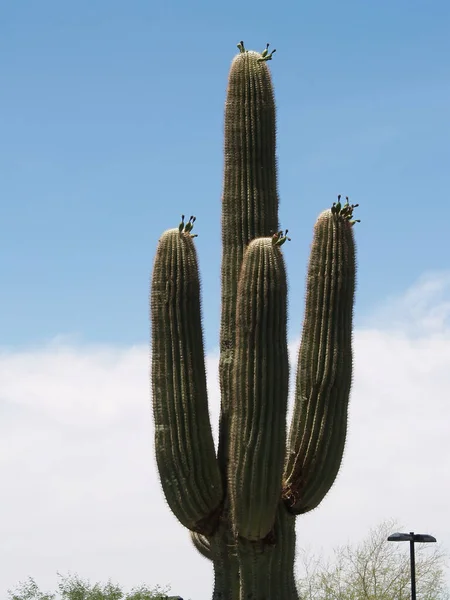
[1,272,449,599]
[365,271,450,335]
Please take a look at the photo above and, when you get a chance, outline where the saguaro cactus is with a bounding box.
[150,43,358,600]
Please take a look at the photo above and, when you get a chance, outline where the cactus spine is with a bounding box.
[150,43,358,599]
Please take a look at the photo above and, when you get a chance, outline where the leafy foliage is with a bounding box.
[7,573,178,600]
[296,519,449,600]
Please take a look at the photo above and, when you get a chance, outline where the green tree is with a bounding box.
[296,520,449,600]
[7,573,180,600]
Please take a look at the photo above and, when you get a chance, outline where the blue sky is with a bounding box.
[1,3,450,599]
[2,0,449,349]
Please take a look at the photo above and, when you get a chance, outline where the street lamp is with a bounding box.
[387,531,437,600]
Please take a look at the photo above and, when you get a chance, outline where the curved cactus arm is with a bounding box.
[191,506,241,599]
[282,203,357,514]
[219,48,279,475]
[190,531,213,561]
[151,227,223,534]
[228,238,289,541]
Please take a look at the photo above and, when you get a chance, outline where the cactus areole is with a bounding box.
[150,42,358,600]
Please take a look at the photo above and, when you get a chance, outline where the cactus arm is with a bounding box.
[219,49,279,475]
[228,237,289,541]
[282,206,357,514]
[150,228,223,534]
[190,531,213,561]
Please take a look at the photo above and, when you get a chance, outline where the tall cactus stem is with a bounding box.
[219,50,279,478]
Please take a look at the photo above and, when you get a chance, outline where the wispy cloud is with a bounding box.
[365,271,450,335]
[1,272,449,599]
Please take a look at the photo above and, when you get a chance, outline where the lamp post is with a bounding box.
[387,531,437,600]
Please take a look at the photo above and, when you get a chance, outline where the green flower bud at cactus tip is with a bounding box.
[331,196,361,225]
[261,42,270,57]
[275,229,291,246]
[178,214,185,233]
[257,48,276,62]
[340,203,351,219]
[184,215,196,234]
[237,40,245,53]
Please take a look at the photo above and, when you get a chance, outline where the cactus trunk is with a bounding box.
[218,50,279,477]
[150,42,358,599]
